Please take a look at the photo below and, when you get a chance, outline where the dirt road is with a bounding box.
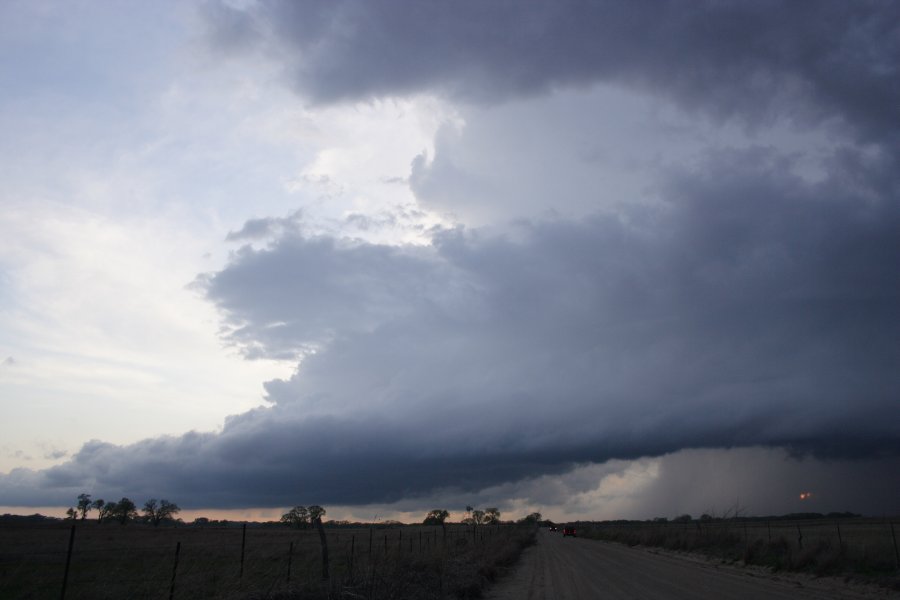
[486,529,898,599]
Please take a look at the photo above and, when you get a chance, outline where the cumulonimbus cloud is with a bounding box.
[3,142,897,508]
[2,1,898,511]
[217,0,899,141]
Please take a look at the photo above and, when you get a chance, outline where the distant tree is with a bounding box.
[308,505,326,523]
[76,494,92,520]
[143,498,180,526]
[672,514,692,523]
[91,499,106,523]
[423,509,450,526]
[484,507,501,525]
[281,505,310,528]
[108,497,138,524]
[471,509,486,525]
[517,512,542,525]
[193,517,210,526]
[66,507,77,520]
[699,513,714,522]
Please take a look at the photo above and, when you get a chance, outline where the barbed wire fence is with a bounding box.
[0,521,521,599]
[578,517,899,575]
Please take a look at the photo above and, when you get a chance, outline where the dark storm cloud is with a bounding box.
[2,2,898,512]
[3,144,898,508]
[218,0,900,141]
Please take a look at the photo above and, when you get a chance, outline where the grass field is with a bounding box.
[576,517,900,590]
[0,520,535,599]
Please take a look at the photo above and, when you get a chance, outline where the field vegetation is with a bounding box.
[573,513,899,590]
[0,513,536,599]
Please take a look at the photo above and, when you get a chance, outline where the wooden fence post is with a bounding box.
[796,524,803,550]
[891,523,899,569]
[168,541,181,600]
[239,524,247,580]
[349,535,355,582]
[287,541,293,586]
[60,524,76,600]
[315,517,329,581]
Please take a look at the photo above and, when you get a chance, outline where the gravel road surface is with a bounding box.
[486,529,899,599]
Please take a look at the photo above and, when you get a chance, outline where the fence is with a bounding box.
[578,518,900,575]
[0,521,525,600]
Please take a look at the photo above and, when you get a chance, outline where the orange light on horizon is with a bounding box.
[799,492,813,500]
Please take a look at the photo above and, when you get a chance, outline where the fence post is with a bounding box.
[287,541,293,587]
[398,528,402,551]
[168,541,181,600]
[349,535,355,582]
[239,524,247,580]
[891,523,899,569]
[369,527,374,560]
[315,517,329,581]
[767,521,771,544]
[796,524,803,550]
[835,522,843,551]
[60,524,76,600]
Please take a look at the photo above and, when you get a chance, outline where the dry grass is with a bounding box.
[577,518,900,590]
[0,520,535,599]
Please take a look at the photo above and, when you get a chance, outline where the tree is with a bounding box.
[281,505,310,528]
[66,507,77,520]
[108,497,138,524]
[91,499,106,523]
[76,494,92,520]
[308,505,326,523]
[517,512,542,525]
[471,509,486,525]
[143,498,181,526]
[484,507,501,525]
[423,509,449,526]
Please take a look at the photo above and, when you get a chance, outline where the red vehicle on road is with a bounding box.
[563,526,577,537]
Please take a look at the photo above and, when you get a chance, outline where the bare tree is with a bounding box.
[143,498,180,526]
[76,494,92,520]
[91,499,106,523]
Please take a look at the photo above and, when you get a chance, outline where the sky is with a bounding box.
[1,0,898,523]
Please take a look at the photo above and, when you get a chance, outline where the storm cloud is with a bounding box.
[221,0,900,139]
[2,1,898,514]
[4,142,897,508]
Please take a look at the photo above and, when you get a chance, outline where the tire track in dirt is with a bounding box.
[487,529,899,600]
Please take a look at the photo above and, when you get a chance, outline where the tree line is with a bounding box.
[279,504,327,528]
[422,507,542,527]
[66,493,180,526]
